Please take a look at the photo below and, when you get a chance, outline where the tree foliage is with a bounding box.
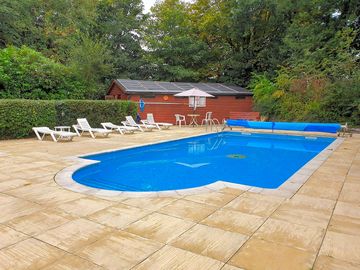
[0,46,87,99]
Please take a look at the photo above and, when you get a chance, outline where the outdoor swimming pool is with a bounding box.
[72,132,335,192]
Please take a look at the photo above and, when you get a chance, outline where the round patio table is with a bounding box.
[187,114,200,127]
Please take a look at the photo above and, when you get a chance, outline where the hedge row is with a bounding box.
[0,99,137,139]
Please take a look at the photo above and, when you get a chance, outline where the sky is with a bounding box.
[143,0,158,12]
[143,0,192,13]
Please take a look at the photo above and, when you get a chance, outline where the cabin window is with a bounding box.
[189,96,206,107]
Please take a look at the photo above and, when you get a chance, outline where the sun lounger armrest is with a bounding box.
[141,120,149,125]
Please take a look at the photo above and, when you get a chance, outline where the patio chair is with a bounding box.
[142,113,173,130]
[101,122,138,134]
[175,114,186,127]
[33,127,77,142]
[201,112,220,126]
[73,118,112,138]
[123,116,156,132]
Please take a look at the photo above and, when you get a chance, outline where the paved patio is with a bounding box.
[0,127,359,270]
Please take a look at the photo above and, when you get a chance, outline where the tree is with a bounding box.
[144,0,212,81]
[93,0,147,78]
[67,34,114,98]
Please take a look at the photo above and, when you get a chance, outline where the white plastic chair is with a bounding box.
[175,114,186,127]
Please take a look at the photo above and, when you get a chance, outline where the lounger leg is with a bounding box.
[117,128,124,135]
[138,125,144,132]
[72,126,81,136]
[50,133,58,142]
[89,131,96,139]
[34,130,43,141]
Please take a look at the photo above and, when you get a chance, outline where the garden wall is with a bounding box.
[0,99,137,139]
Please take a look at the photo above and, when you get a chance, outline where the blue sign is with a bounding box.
[139,99,145,112]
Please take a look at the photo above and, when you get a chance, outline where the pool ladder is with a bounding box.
[205,119,221,133]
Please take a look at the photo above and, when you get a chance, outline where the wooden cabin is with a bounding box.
[106,79,255,124]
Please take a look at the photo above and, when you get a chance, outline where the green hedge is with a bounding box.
[0,99,137,139]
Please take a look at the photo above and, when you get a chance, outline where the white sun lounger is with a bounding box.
[123,116,156,132]
[33,127,77,142]
[101,122,137,134]
[142,113,173,130]
[73,118,112,138]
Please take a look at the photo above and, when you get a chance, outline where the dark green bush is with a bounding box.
[55,100,137,127]
[0,99,56,139]
[0,99,137,139]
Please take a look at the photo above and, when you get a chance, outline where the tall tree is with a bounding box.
[144,0,211,81]
[93,0,146,78]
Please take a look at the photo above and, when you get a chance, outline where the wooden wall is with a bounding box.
[107,83,254,124]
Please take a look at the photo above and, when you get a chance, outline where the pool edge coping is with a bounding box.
[54,131,344,199]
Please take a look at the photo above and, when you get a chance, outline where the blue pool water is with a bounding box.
[73,132,335,192]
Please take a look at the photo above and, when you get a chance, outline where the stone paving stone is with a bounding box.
[77,231,162,270]
[170,224,248,262]
[319,231,360,264]
[309,171,345,183]
[224,192,283,217]
[184,192,238,207]
[5,182,84,206]
[338,182,360,204]
[329,201,360,236]
[125,212,195,243]
[297,181,343,200]
[229,238,316,270]
[289,194,336,213]
[158,199,217,222]
[88,203,152,229]
[219,187,246,196]
[5,208,75,236]
[42,254,104,270]
[0,194,43,223]
[55,197,114,217]
[0,238,65,270]
[0,224,28,249]
[0,179,32,192]
[221,265,245,270]
[122,197,178,211]
[132,245,224,270]
[201,208,265,236]
[36,218,112,252]
[314,255,360,270]
[271,206,331,228]
[271,194,335,228]
[253,218,325,252]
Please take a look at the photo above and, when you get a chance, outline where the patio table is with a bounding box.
[54,126,71,132]
[187,114,200,127]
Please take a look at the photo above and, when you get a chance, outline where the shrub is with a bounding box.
[0,99,56,139]
[0,99,137,139]
[55,100,137,127]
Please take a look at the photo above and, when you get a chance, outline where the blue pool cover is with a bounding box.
[226,120,341,133]
[73,132,335,192]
